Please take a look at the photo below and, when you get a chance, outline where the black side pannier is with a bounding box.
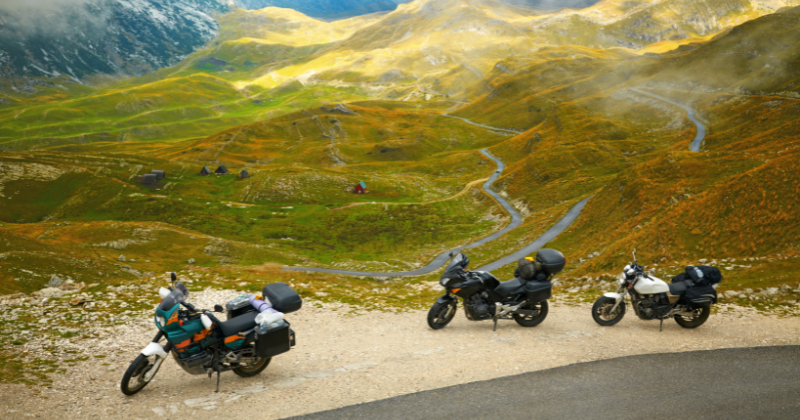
[255,321,293,358]
[700,266,722,285]
[536,249,566,275]
[263,282,303,314]
[685,285,717,307]
[524,281,552,303]
[516,257,541,280]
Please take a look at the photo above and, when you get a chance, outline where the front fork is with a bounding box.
[609,287,628,313]
[141,330,171,381]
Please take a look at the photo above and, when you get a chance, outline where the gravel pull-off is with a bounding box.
[1,293,799,419]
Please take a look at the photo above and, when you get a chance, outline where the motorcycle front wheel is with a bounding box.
[427,300,457,330]
[592,296,626,326]
[674,306,710,328]
[121,354,160,396]
[513,300,549,327]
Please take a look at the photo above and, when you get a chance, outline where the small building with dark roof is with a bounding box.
[200,166,211,176]
[215,165,228,175]
[151,170,166,180]
[240,169,250,179]
[141,174,157,185]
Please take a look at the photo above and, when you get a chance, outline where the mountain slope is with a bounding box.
[0,0,228,82]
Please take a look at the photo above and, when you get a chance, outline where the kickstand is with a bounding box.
[659,318,663,332]
[215,368,221,393]
[493,317,498,332]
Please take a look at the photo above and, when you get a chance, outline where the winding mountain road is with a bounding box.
[284,96,707,277]
[629,87,705,152]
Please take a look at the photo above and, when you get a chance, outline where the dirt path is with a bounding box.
[328,177,489,211]
[2,289,798,420]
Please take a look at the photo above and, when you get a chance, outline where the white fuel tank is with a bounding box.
[633,275,670,295]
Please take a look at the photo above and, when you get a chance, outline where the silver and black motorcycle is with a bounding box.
[592,249,720,330]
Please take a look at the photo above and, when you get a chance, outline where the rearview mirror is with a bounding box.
[171,272,177,282]
[449,251,454,258]
[214,304,224,313]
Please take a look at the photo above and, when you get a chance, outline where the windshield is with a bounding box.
[442,253,468,278]
[158,281,188,311]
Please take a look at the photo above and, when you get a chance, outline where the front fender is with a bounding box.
[436,294,457,305]
[604,292,623,302]
[142,342,168,358]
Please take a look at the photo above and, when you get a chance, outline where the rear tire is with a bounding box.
[427,300,457,330]
[121,354,159,396]
[592,296,626,326]
[513,300,549,327]
[674,306,710,328]
[233,356,271,377]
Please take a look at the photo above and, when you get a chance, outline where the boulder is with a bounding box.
[188,258,196,264]
[48,275,65,288]
[33,288,65,298]
[119,255,126,262]
[69,296,93,306]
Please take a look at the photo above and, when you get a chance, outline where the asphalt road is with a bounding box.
[286,346,800,420]
[630,87,706,152]
[285,149,589,277]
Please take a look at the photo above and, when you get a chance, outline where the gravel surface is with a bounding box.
[2,289,799,419]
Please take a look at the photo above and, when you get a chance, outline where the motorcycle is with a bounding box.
[427,249,566,331]
[591,249,719,330]
[121,273,300,395]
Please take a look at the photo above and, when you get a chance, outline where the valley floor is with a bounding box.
[1,289,799,419]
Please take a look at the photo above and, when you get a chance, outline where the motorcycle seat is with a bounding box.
[668,280,693,296]
[218,311,258,337]
[494,278,525,298]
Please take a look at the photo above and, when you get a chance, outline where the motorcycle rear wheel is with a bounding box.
[427,300,457,330]
[592,296,626,326]
[121,354,159,396]
[513,300,549,327]
[674,306,710,328]
[233,356,271,377]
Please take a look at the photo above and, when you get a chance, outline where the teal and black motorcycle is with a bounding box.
[121,273,301,395]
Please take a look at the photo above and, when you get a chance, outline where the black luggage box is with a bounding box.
[225,297,256,321]
[536,249,566,275]
[255,321,293,358]
[525,281,552,303]
[263,282,303,313]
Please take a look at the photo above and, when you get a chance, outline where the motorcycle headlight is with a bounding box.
[155,315,165,327]
[618,274,626,285]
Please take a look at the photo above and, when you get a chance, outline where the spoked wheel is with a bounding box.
[427,300,457,330]
[233,354,271,378]
[592,296,626,326]
[513,300,549,327]
[121,354,160,396]
[674,305,710,328]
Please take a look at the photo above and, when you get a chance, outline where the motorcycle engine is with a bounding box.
[637,294,672,320]
[466,292,493,320]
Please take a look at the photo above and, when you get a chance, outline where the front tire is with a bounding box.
[121,354,160,396]
[513,300,549,327]
[427,300,457,330]
[592,296,626,326]
[674,306,710,328]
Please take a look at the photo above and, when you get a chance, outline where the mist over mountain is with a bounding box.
[0,0,228,82]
